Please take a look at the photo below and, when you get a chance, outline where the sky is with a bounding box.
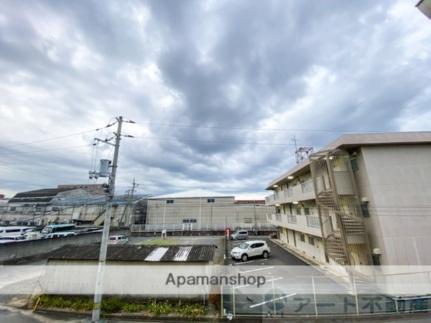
[0,0,430,198]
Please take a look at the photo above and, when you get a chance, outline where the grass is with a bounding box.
[35,295,207,318]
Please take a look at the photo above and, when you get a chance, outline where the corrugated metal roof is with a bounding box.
[47,244,215,262]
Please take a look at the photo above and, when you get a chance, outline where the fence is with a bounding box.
[130,223,277,233]
[222,271,431,318]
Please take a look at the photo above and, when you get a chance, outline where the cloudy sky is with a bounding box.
[0,0,430,197]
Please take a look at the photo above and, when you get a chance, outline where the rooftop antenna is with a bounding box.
[293,136,313,164]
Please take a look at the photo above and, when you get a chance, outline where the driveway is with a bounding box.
[224,237,358,316]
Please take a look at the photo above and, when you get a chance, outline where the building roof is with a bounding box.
[324,131,431,150]
[8,187,76,203]
[266,131,431,189]
[47,244,216,263]
[266,161,310,189]
[151,189,234,199]
[234,193,267,201]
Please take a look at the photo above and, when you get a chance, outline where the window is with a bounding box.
[361,202,370,217]
[244,218,252,223]
[372,254,381,266]
[309,236,315,246]
[166,199,174,204]
[304,208,310,215]
[296,208,301,215]
[350,157,359,171]
[207,198,215,203]
[251,243,264,248]
[300,233,305,242]
[10,207,16,211]
[182,218,197,223]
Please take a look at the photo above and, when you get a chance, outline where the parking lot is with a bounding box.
[223,237,363,316]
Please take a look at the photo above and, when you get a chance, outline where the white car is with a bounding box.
[230,240,271,262]
[24,231,45,240]
[0,235,26,244]
[108,235,128,245]
[230,230,248,240]
[45,231,77,239]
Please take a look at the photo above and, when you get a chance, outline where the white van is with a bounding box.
[108,235,128,245]
[0,235,26,244]
[45,231,77,239]
[0,226,35,238]
[24,231,45,240]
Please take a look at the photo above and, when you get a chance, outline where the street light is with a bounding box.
[417,0,431,19]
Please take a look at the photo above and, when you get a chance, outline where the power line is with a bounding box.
[137,121,391,134]
[133,135,309,147]
[0,143,92,155]
[0,122,116,149]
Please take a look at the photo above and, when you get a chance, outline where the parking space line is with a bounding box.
[249,293,296,308]
[233,260,255,265]
[266,277,283,283]
[241,266,274,273]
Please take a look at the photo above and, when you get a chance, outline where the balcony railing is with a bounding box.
[286,187,293,197]
[301,180,313,193]
[306,215,320,228]
[287,214,297,224]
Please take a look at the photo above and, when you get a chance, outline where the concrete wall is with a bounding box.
[358,145,431,266]
[0,232,103,263]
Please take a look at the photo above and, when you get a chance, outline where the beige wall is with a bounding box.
[356,145,431,266]
[146,197,273,229]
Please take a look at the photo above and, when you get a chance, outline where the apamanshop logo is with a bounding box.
[166,273,266,288]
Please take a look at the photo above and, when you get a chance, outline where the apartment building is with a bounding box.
[266,132,431,268]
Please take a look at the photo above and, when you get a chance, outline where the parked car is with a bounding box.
[0,226,35,238]
[230,240,271,262]
[108,234,128,245]
[230,230,248,240]
[45,231,77,239]
[0,235,26,244]
[24,231,45,240]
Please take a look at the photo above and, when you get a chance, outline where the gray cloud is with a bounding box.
[0,0,430,197]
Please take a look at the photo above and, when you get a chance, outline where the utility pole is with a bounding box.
[91,116,135,322]
[120,178,137,227]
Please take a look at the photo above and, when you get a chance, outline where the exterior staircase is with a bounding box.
[340,215,366,235]
[317,190,337,208]
[325,235,348,265]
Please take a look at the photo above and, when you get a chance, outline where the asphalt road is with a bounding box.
[224,238,359,316]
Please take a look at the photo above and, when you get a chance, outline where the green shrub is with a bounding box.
[122,303,146,313]
[35,295,206,318]
[177,303,206,318]
[101,296,123,314]
[146,300,173,316]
